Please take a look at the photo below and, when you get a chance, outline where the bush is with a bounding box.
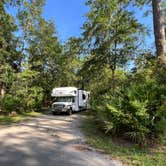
[90,67,166,145]
[0,86,44,113]
[0,94,20,113]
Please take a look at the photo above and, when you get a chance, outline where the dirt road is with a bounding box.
[0,114,122,166]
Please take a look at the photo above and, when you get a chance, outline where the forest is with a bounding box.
[0,0,166,147]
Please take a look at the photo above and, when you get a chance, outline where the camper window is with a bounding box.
[54,97,75,103]
[82,94,86,100]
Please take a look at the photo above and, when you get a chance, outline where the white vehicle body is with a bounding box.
[51,87,89,114]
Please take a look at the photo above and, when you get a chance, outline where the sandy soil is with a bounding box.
[0,113,122,166]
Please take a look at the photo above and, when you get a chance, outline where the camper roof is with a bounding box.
[51,87,78,97]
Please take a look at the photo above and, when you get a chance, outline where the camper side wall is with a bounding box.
[78,90,89,110]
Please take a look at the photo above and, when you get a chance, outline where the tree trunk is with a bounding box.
[111,40,117,95]
[1,83,6,98]
[111,69,115,95]
[152,0,166,65]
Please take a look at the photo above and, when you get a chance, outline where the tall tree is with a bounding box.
[82,0,142,93]
[28,18,62,97]
[135,0,166,64]
[152,0,166,64]
[0,0,19,97]
[16,0,63,105]
[17,0,45,55]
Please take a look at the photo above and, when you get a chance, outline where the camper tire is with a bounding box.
[67,108,72,115]
[52,112,56,115]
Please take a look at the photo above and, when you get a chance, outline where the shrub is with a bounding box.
[90,67,166,145]
[15,86,44,112]
[0,86,44,113]
[0,94,20,113]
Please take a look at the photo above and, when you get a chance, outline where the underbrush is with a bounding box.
[81,115,166,166]
[88,64,166,146]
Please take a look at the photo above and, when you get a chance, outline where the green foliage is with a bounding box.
[0,80,44,113]
[25,86,44,111]
[59,37,83,87]
[83,0,143,67]
[12,66,44,111]
[89,60,166,145]
[0,0,64,112]
[0,1,21,72]
[81,0,166,145]
[81,115,166,166]
[0,94,20,113]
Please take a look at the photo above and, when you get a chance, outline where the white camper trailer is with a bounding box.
[51,87,89,115]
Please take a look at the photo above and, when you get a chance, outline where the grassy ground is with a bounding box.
[0,111,41,125]
[81,114,166,166]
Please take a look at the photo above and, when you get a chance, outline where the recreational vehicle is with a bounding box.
[51,87,89,115]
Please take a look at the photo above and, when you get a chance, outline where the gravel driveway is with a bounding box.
[0,113,122,166]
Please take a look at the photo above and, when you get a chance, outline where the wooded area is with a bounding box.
[0,0,166,146]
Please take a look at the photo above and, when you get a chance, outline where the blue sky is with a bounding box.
[43,0,89,42]
[7,0,154,47]
[43,0,154,47]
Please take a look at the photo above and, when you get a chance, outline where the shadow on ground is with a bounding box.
[0,114,121,166]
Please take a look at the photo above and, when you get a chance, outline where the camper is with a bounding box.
[51,87,90,115]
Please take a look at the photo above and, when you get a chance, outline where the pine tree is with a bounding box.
[0,0,19,97]
[152,0,166,64]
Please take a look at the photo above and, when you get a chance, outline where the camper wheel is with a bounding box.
[67,108,72,115]
[52,112,56,115]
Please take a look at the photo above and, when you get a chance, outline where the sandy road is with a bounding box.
[0,113,122,166]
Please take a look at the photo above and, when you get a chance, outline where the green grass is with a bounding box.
[81,115,166,166]
[0,111,41,125]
